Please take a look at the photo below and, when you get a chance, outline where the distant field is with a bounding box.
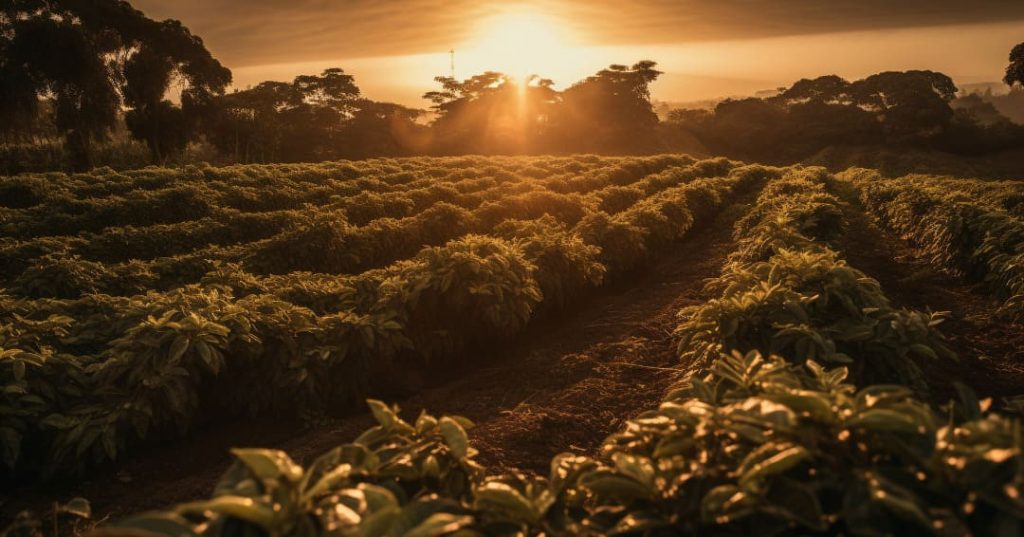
[2,156,1023,535]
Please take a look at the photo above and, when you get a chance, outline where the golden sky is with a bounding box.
[132,0,1024,106]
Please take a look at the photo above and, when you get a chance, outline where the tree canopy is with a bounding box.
[1007,42,1024,89]
[0,0,230,169]
[667,70,1023,162]
[422,61,663,155]
[206,69,423,163]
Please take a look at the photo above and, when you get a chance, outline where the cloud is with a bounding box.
[130,0,1024,68]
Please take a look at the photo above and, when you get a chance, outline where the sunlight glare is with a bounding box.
[461,10,594,83]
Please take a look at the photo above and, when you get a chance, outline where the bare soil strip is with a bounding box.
[834,188,1024,404]
[2,202,747,523]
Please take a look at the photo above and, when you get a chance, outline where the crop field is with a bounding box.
[2,156,1024,535]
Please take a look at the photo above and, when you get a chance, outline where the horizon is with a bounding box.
[132,1,1024,107]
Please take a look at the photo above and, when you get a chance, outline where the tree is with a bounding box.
[121,20,232,164]
[205,70,360,163]
[549,61,663,153]
[850,71,957,140]
[338,100,427,158]
[0,12,43,144]
[776,75,852,105]
[206,81,302,163]
[205,68,419,162]
[665,70,964,161]
[424,72,558,154]
[3,15,120,170]
[1007,42,1024,89]
[0,1,230,169]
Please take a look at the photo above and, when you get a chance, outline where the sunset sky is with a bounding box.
[132,0,1024,107]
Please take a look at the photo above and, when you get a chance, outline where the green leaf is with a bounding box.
[360,505,401,537]
[302,463,354,501]
[847,408,921,434]
[367,399,396,429]
[230,448,303,483]
[474,482,536,521]
[738,444,809,490]
[176,496,277,529]
[581,471,652,503]
[58,497,92,519]
[868,477,933,530]
[402,513,474,537]
[612,453,655,488]
[438,417,469,459]
[908,343,938,360]
[167,335,190,364]
[701,485,754,524]
[415,411,437,435]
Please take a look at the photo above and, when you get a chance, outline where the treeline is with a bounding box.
[666,70,1024,163]
[2,1,1024,173]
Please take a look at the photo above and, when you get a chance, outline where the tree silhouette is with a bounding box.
[549,61,663,153]
[424,72,558,154]
[1007,42,1024,89]
[776,75,852,105]
[122,20,231,164]
[851,71,957,140]
[666,70,967,162]
[206,68,420,162]
[0,1,230,169]
[2,15,120,170]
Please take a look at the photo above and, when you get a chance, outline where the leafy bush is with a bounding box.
[852,171,1024,322]
[85,354,1024,537]
[0,157,750,478]
[678,249,952,393]
[376,235,542,360]
[495,216,605,309]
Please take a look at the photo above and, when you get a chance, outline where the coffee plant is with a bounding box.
[0,156,753,478]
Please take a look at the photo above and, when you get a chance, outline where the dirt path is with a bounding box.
[2,200,747,524]
[833,183,1024,403]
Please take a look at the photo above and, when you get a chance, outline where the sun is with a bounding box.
[462,11,587,81]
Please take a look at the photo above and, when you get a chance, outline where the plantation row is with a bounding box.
[846,169,1024,323]
[90,168,1024,536]
[0,155,684,238]
[0,159,760,479]
[0,156,736,298]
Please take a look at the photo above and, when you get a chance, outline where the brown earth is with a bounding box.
[1,199,749,526]
[834,184,1024,404]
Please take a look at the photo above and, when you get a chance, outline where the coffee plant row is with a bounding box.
[0,157,761,479]
[0,156,736,297]
[677,168,953,395]
[847,169,1024,323]
[81,168,1023,537]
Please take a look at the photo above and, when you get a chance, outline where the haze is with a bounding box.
[130,0,1024,106]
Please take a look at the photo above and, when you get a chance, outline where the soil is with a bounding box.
[1,200,748,526]
[833,184,1024,404]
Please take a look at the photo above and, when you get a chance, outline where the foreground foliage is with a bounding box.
[76,351,1023,537]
